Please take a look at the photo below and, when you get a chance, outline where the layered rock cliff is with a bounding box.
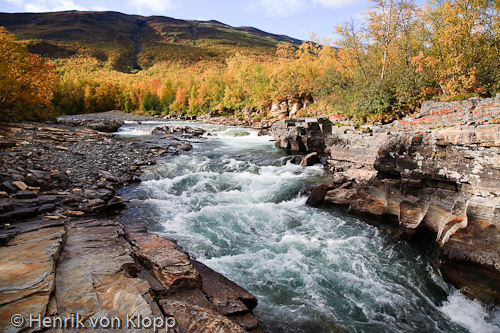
[270,96,500,304]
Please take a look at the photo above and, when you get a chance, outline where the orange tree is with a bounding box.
[0,26,58,121]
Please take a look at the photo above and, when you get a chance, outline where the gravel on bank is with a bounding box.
[57,110,165,132]
[0,116,193,224]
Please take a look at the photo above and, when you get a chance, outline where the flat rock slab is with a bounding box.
[0,219,65,246]
[125,225,260,331]
[0,226,65,332]
[193,261,258,314]
[192,261,260,331]
[127,232,201,293]
[55,219,155,326]
[161,301,246,333]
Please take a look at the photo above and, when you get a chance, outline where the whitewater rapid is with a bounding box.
[117,122,500,333]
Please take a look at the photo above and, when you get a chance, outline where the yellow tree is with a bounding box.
[298,34,326,73]
[296,35,326,94]
[188,84,199,115]
[196,66,225,111]
[366,0,427,112]
[270,42,303,99]
[0,26,58,121]
[366,0,418,82]
[333,20,368,81]
[222,53,248,108]
[412,0,499,97]
[170,87,188,113]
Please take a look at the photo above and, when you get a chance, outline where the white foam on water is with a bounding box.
[115,120,226,138]
[137,121,170,125]
[439,289,500,333]
[122,121,500,332]
[217,128,251,137]
[213,129,274,147]
[114,127,153,137]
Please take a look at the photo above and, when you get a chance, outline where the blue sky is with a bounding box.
[0,0,426,41]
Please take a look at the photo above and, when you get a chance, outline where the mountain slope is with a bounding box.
[0,11,302,71]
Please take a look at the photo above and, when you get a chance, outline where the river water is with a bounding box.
[116,121,500,333]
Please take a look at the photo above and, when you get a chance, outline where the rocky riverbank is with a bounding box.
[270,96,500,304]
[0,114,262,332]
[56,110,160,132]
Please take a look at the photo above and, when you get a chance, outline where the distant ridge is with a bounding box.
[0,11,303,70]
[235,26,300,45]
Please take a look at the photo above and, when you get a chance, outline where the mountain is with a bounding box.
[0,11,303,71]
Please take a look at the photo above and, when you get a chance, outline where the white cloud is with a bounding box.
[129,0,175,13]
[91,5,110,11]
[24,0,48,12]
[24,2,47,11]
[23,0,86,12]
[5,0,25,6]
[248,0,363,16]
[311,0,354,8]
[53,0,85,10]
[248,0,306,16]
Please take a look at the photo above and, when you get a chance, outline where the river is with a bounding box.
[116,121,500,333]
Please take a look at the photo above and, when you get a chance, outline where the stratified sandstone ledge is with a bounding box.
[271,95,500,304]
[0,220,262,332]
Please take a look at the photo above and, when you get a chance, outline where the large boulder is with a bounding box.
[270,118,332,153]
[300,152,321,167]
[152,125,205,136]
[270,101,289,119]
[306,184,328,207]
[126,232,201,292]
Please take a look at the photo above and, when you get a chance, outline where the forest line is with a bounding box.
[1,0,499,122]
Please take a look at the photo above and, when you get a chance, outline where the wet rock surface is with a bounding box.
[198,115,249,127]
[152,125,206,137]
[0,224,65,331]
[271,95,500,304]
[192,261,261,332]
[55,220,152,323]
[161,301,247,333]
[0,114,262,332]
[126,232,202,293]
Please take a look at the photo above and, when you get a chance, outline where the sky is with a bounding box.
[0,0,384,41]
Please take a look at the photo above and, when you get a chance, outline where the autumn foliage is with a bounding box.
[1,0,499,122]
[0,27,58,121]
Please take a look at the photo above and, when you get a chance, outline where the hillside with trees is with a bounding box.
[0,0,499,122]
